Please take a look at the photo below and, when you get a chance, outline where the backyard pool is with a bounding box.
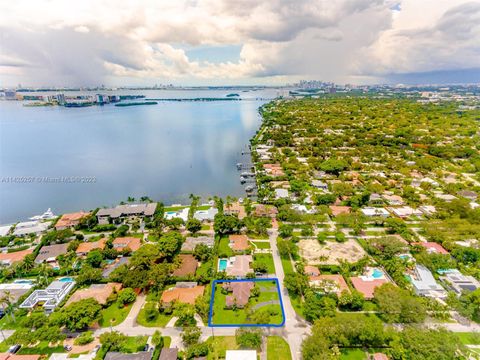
[58,277,74,282]
[218,259,228,271]
[372,269,384,279]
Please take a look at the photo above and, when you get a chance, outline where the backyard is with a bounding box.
[211,280,284,326]
[267,336,291,360]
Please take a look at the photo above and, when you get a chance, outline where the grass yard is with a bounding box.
[340,349,366,360]
[211,280,283,325]
[99,302,133,327]
[136,302,173,327]
[121,336,148,353]
[0,312,29,330]
[18,341,65,355]
[196,260,214,277]
[267,336,292,360]
[253,253,275,274]
[206,336,240,360]
[457,332,480,345]
[250,241,271,249]
[218,237,233,257]
[280,256,294,275]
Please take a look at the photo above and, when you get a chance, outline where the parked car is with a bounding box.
[64,345,72,352]
[8,345,21,354]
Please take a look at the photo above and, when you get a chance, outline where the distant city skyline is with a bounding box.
[1,0,479,87]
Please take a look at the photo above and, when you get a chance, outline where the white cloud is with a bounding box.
[0,0,478,86]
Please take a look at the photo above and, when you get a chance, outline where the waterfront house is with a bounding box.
[97,203,157,225]
[224,202,247,219]
[55,211,90,230]
[13,221,50,237]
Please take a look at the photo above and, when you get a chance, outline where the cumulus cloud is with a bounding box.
[0,0,478,86]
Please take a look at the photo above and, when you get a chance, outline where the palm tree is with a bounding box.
[0,291,16,322]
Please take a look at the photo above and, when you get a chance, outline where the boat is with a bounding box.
[29,208,55,220]
[245,186,254,192]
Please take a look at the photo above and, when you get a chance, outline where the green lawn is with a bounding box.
[211,281,283,325]
[340,349,366,360]
[267,336,292,360]
[136,302,173,327]
[206,336,240,360]
[18,341,65,355]
[250,241,271,249]
[99,302,133,327]
[457,332,480,345]
[280,256,294,275]
[197,260,214,277]
[0,312,29,330]
[253,253,275,274]
[218,237,233,257]
[121,336,148,353]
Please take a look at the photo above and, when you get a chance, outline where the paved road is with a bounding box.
[268,228,311,360]
[93,228,312,358]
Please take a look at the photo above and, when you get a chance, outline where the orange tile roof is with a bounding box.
[66,283,122,305]
[172,255,198,277]
[160,285,205,305]
[372,354,389,360]
[229,235,250,251]
[350,277,388,299]
[55,211,90,229]
[413,242,449,255]
[309,275,350,296]
[76,238,106,254]
[304,266,320,276]
[112,237,141,252]
[224,202,247,219]
[0,249,33,264]
[0,355,41,360]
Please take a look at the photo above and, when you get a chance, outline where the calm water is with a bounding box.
[0,89,277,223]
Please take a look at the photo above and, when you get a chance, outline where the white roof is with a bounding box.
[361,207,389,217]
[226,350,257,360]
[0,225,11,237]
[275,188,289,198]
[13,221,50,236]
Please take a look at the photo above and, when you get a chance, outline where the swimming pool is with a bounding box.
[58,277,74,282]
[218,259,228,271]
[372,269,384,279]
[13,279,33,284]
[166,211,177,215]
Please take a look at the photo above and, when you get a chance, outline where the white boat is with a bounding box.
[29,208,55,220]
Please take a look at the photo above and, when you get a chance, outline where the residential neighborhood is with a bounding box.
[0,94,479,360]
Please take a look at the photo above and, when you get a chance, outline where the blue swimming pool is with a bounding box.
[166,211,177,215]
[58,277,74,282]
[372,269,384,279]
[218,259,228,271]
